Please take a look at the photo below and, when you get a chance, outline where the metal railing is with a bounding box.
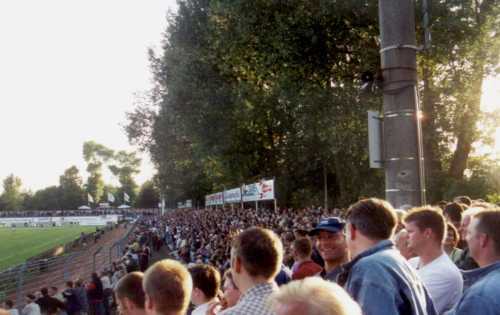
[0,222,138,309]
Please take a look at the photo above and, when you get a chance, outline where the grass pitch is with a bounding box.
[0,226,98,271]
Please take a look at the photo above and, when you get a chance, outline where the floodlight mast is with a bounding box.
[378,0,426,208]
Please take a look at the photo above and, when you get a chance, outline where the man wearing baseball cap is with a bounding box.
[309,217,349,282]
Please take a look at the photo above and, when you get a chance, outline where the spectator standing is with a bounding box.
[219,227,283,315]
[444,223,463,263]
[340,198,436,315]
[36,288,66,315]
[62,282,82,315]
[189,264,221,315]
[394,229,416,260]
[290,238,322,280]
[22,295,41,315]
[115,272,146,315]
[73,280,88,315]
[3,301,19,315]
[404,207,463,314]
[449,210,500,314]
[455,208,480,270]
[308,217,348,282]
[86,273,104,315]
[100,272,112,315]
[270,277,361,315]
[142,259,192,315]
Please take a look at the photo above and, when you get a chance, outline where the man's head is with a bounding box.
[394,229,415,260]
[460,207,482,242]
[270,277,361,315]
[345,198,397,258]
[291,238,313,261]
[40,287,49,297]
[466,209,500,267]
[26,294,36,303]
[116,272,146,315]
[188,264,221,306]
[3,300,14,310]
[443,202,463,229]
[49,286,58,296]
[143,260,192,315]
[403,207,446,255]
[454,196,472,207]
[222,270,240,309]
[230,227,283,288]
[308,217,347,264]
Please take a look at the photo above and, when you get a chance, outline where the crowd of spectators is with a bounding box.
[3,195,500,315]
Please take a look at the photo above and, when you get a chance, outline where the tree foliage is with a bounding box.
[0,174,24,211]
[128,0,499,206]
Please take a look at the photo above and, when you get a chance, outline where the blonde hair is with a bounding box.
[270,277,361,315]
[143,259,192,315]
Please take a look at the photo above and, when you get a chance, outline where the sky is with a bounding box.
[0,1,498,192]
[0,0,178,191]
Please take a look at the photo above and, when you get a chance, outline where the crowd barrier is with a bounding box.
[0,221,138,309]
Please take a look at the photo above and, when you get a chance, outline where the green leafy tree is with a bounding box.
[59,166,85,209]
[108,150,141,204]
[0,174,24,211]
[126,0,499,206]
[136,180,160,208]
[83,141,114,203]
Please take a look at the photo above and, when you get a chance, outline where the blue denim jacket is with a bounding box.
[448,261,500,315]
[339,240,437,315]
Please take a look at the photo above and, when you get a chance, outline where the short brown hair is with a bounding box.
[292,238,312,259]
[188,264,221,300]
[474,210,500,255]
[143,260,192,315]
[115,272,145,308]
[404,207,446,243]
[346,198,397,240]
[232,227,283,280]
[444,202,464,224]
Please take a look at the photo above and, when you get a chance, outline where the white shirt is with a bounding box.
[409,252,463,314]
[191,299,216,315]
[9,309,20,315]
[101,276,112,290]
[22,303,41,315]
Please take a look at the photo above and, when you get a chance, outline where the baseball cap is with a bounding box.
[308,217,345,236]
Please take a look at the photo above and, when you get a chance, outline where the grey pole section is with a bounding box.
[378,0,426,208]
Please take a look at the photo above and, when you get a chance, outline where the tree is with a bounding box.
[59,166,85,209]
[0,174,24,211]
[29,186,61,210]
[126,0,499,206]
[83,141,114,203]
[418,0,500,200]
[108,150,141,204]
[136,180,160,208]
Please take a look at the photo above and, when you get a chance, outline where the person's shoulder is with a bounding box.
[476,269,500,291]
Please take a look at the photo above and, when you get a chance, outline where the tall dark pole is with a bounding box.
[378,0,426,208]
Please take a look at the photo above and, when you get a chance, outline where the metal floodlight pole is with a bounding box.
[378,0,426,208]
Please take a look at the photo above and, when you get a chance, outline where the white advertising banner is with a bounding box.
[242,179,275,202]
[223,188,241,203]
[205,192,224,206]
[0,215,119,227]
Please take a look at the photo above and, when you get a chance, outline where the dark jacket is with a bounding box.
[36,295,66,315]
[87,280,104,303]
[63,288,82,315]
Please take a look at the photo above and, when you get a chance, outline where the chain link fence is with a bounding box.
[0,222,138,309]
